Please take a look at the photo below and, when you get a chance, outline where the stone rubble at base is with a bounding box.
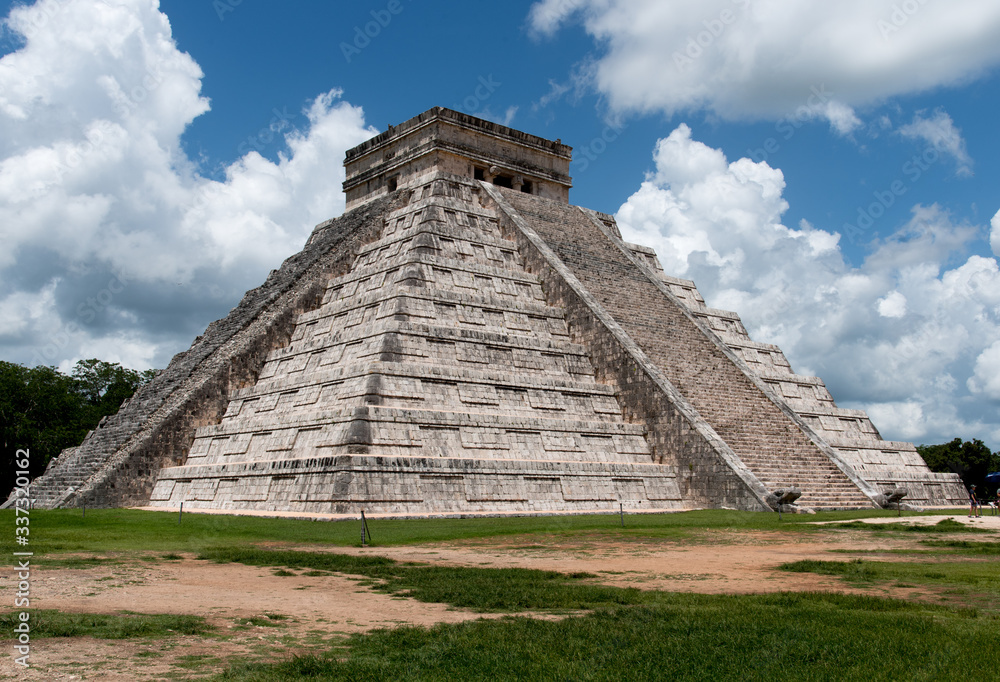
[16,107,968,515]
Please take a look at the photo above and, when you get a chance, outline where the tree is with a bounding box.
[917,438,1000,491]
[71,359,154,425]
[1,362,87,499]
[1,359,155,501]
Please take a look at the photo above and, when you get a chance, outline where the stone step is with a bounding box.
[499,190,874,510]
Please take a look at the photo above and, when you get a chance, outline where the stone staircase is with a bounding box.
[13,193,397,509]
[21,395,151,508]
[496,189,875,510]
[627,245,969,508]
[24,446,84,508]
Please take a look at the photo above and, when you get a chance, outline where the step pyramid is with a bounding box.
[148,176,681,513]
[17,107,967,514]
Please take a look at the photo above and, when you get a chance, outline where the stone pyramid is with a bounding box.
[21,107,967,514]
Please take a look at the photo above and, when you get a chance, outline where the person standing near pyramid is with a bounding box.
[968,485,981,518]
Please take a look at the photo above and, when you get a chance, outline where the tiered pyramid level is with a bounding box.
[149,177,682,513]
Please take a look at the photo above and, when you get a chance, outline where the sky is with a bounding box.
[1,0,999,449]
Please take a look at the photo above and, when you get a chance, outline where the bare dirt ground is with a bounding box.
[2,513,995,680]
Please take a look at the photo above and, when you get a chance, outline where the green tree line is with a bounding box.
[1,359,156,500]
[916,438,1000,494]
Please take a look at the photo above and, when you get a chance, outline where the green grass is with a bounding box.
[213,592,1000,681]
[7,506,989,679]
[0,610,211,639]
[235,614,289,629]
[781,558,1000,605]
[176,654,222,670]
[831,518,989,534]
[830,537,1000,558]
[199,547,647,613]
[2,507,959,560]
[135,650,164,658]
[919,539,1000,555]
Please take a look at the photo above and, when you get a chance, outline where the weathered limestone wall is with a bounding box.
[483,186,774,511]
[488,184,880,510]
[149,174,684,515]
[345,108,572,209]
[626,244,969,507]
[20,195,395,509]
[152,454,682,515]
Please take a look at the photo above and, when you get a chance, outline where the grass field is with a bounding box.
[0,609,211,639]
[216,594,999,681]
[3,507,997,680]
[2,506,969,558]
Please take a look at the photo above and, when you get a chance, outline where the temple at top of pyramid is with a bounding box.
[343,107,573,209]
[17,107,967,515]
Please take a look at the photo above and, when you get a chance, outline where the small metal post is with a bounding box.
[82,504,85,518]
[178,502,183,524]
[619,502,624,528]
[361,510,367,547]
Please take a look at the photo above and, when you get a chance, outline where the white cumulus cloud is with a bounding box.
[898,109,974,176]
[968,341,1000,400]
[0,0,376,371]
[528,0,1000,132]
[877,291,907,318]
[616,125,1000,446]
[528,0,590,37]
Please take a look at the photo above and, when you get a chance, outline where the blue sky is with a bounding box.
[1,0,999,449]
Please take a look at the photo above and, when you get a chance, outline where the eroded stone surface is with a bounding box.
[623,243,967,507]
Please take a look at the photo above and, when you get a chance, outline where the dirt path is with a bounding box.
[334,530,857,594]
[1,520,984,680]
[0,558,500,681]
